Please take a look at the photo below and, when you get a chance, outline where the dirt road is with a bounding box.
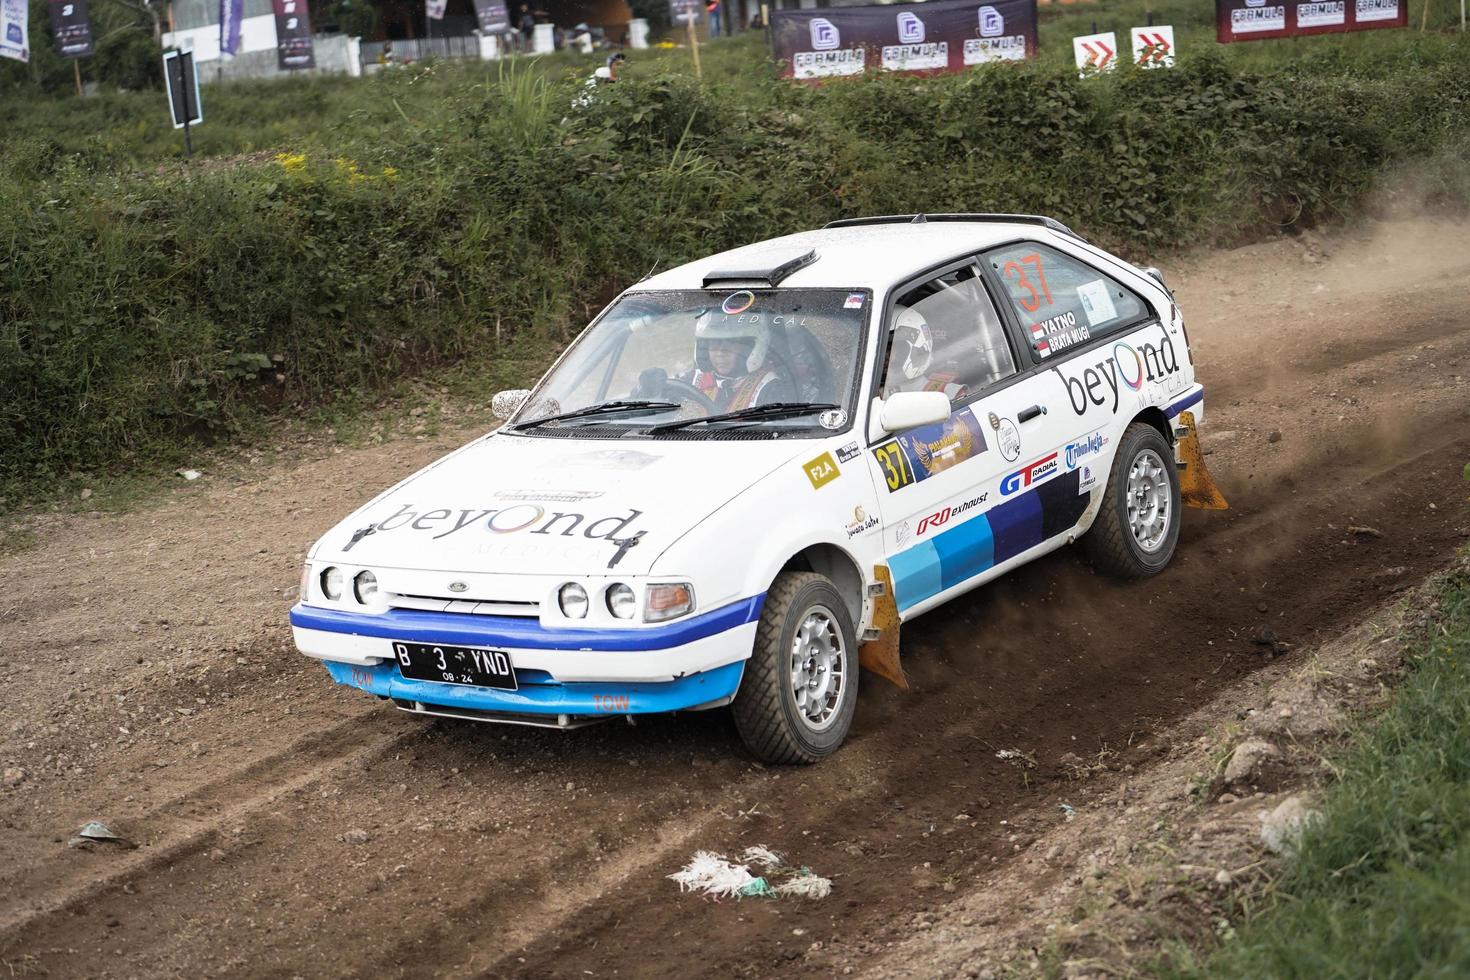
[3,219,1468,979]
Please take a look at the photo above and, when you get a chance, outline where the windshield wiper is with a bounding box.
[646,402,839,434]
[511,400,679,431]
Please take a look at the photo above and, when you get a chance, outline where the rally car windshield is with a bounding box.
[511,288,871,436]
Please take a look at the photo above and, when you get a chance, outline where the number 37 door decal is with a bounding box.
[872,440,916,493]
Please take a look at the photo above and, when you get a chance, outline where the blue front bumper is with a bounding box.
[322,658,746,716]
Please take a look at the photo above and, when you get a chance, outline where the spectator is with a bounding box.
[706,0,721,38]
[518,3,535,49]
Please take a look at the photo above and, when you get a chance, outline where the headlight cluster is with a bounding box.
[309,565,379,606]
[555,581,694,623]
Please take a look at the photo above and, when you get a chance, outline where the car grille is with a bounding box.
[387,592,541,617]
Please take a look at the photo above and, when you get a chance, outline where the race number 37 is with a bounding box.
[872,441,915,493]
[1002,253,1053,313]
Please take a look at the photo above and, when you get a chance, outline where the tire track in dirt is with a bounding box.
[1,219,1467,979]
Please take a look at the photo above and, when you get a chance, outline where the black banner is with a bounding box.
[771,0,1037,80]
[1216,0,1406,42]
[272,0,314,70]
[48,0,92,58]
[472,0,509,32]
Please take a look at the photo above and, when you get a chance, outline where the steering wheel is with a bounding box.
[660,376,720,415]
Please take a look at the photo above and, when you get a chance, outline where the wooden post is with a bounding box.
[686,16,702,80]
[1421,0,1430,30]
[73,59,82,97]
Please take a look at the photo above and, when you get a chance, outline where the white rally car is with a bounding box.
[291,214,1226,763]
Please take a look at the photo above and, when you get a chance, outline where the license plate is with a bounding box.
[392,641,518,691]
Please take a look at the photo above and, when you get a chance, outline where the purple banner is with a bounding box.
[771,0,1037,80]
[48,0,91,57]
[272,0,314,69]
[472,0,509,32]
[1216,0,1406,42]
[426,0,446,20]
[219,0,242,55]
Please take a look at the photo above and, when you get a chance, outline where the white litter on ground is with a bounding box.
[668,845,833,901]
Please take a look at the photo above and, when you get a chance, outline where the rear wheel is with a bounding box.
[1084,422,1181,578]
[732,571,858,764]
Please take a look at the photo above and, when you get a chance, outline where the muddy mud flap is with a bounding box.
[859,566,908,689]
[1175,410,1229,510]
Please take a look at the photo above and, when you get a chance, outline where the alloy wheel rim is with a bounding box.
[1127,448,1171,553]
[789,604,846,732]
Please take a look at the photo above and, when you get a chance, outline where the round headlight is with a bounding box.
[606,583,636,620]
[354,570,378,604]
[558,582,589,619]
[321,566,344,601]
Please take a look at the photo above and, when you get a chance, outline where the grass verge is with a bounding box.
[1182,562,1470,977]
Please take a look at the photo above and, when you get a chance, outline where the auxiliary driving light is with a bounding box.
[558,582,589,619]
[354,570,378,604]
[606,583,636,620]
[321,566,344,601]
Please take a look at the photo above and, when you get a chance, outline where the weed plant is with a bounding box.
[3,31,1470,503]
[1181,567,1470,977]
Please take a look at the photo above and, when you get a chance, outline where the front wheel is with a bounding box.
[732,571,859,764]
[1084,422,1182,578]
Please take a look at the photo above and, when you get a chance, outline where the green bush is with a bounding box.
[3,34,1470,499]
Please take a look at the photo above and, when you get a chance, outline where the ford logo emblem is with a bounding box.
[448,581,468,593]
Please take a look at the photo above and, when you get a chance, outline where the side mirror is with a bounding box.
[491,389,531,421]
[877,390,951,435]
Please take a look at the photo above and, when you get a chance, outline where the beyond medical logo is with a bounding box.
[362,502,644,542]
[897,11,924,43]
[1000,453,1059,497]
[1054,332,1180,416]
[810,17,839,50]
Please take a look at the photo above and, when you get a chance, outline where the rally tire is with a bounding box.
[1084,422,1181,579]
[732,572,859,765]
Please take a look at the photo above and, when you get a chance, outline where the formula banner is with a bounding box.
[48,0,92,58]
[272,0,314,69]
[771,0,1037,80]
[220,0,243,55]
[1216,0,1405,42]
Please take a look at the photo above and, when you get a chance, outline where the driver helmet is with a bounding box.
[892,307,933,382]
[695,309,771,377]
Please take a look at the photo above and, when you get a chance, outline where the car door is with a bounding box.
[866,261,1081,619]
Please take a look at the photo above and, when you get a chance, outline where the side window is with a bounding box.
[987,243,1149,361]
[880,264,1016,403]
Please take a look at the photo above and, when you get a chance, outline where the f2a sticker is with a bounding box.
[871,440,916,493]
[804,452,840,490]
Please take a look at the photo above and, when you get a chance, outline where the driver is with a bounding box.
[888,307,968,403]
[686,311,794,410]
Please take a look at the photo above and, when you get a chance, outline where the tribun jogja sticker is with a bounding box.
[803,452,840,489]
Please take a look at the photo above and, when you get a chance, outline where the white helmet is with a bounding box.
[892,307,933,381]
[695,310,770,374]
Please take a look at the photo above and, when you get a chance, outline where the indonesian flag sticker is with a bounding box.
[844,293,865,309]
[1030,322,1051,357]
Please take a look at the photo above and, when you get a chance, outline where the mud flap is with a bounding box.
[858,565,908,689]
[1176,410,1229,510]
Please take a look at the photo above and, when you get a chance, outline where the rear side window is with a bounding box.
[986,243,1150,362]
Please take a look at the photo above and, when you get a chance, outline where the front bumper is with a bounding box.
[290,595,763,716]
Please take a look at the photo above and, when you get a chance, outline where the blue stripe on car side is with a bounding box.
[290,593,766,652]
[1165,387,1203,418]
[988,490,1043,566]
[889,541,942,609]
[933,512,993,590]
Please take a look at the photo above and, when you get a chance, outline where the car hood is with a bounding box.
[311,432,811,576]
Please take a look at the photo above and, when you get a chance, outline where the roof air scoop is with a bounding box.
[702,248,819,289]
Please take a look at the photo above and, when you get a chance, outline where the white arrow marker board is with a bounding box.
[1072,31,1117,76]
[1130,25,1176,68]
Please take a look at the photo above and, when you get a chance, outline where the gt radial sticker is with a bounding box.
[1000,452,1059,497]
[894,409,987,481]
[803,451,840,489]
